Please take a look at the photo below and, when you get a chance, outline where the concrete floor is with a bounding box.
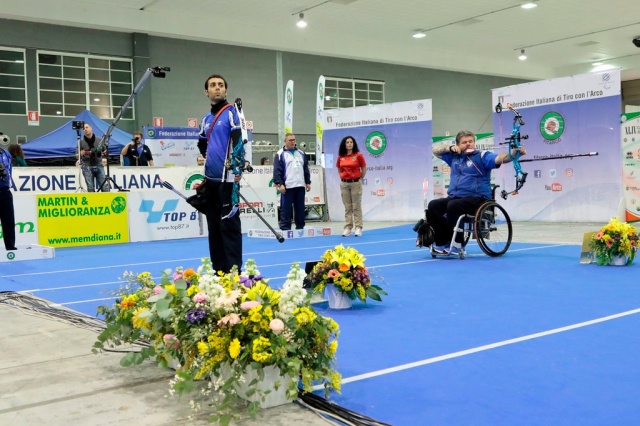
[0,221,604,426]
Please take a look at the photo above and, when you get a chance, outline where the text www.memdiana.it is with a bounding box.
[47,232,122,245]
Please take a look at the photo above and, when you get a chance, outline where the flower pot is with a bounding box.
[609,255,628,266]
[217,364,294,408]
[326,284,353,309]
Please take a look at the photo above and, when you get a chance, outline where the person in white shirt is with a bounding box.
[272,133,311,230]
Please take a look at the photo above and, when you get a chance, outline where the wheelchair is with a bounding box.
[415,186,513,259]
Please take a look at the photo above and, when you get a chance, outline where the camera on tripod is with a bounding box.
[72,120,84,130]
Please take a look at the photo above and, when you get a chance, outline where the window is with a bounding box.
[0,47,27,115]
[37,51,133,119]
[324,77,385,110]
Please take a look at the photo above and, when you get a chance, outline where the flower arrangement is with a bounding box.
[94,259,341,425]
[591,217,639,265]
[308,244,387,303]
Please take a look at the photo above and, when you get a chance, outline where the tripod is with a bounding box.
[97,66,170,192]
[75,129,86,193]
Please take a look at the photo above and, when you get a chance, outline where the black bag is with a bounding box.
[186,184,208,214]
[413,217,435,248]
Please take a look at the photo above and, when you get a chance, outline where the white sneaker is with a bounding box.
[342,229,352,237]
[354,227,362,237]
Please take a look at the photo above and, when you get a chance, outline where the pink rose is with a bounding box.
[193,292,208,304]
[269,318,285,334]
[163,334,180,349]
[173,272,183,281]
[218,313,241,326]
[240,301,260,311]
[153,285,163,295]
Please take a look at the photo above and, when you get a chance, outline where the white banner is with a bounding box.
[143,127,201,167]
[127,191,206,242]
[621,112,640,222]
[284,80,294,134]
[316,75,325,167]
[492,70,621,221]
[7,194,39,245]
[322,99,433,221]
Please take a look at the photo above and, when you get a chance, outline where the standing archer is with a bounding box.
[197,74,243,273]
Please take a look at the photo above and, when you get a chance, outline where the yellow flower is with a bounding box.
[197,341,209,355]
[186,285,200,297]
[165,284,177,295]
[119,294,139,309]
[228,338,241,359]
[131,307,151,329]
[294,307,317,324]
[330,372,342,393]
[329,340,338,355]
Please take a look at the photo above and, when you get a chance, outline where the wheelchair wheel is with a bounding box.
[474,201,512,257]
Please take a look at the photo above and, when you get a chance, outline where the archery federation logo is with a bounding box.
[146,129,156,138]
[366,131,387,156]
[183,172,205,190]
[540,112,564,142]
[287,88,293,104]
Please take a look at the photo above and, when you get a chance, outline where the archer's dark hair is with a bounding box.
[204,74,228,90]
[338,136,359,156]
[8,143,24,158]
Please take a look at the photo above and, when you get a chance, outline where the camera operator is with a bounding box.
[0,145,17,250]
[77,123,109,192]
[121,132,154,166]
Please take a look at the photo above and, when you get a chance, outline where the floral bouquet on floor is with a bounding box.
[93,258,341,425]
[590,217,639,266]
[308,244,387,303]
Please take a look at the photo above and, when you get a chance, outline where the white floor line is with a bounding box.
[311,307,640,390]
[1,238,416,278]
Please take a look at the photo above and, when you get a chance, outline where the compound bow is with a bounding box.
[494,102,599,200]
[495,102,528,199]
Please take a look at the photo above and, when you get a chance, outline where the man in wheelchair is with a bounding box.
[418,130,525,256]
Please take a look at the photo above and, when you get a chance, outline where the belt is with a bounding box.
[341,178,360,183]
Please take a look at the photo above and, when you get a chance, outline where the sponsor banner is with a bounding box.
[11,165,325,203]
[323,100,432,221]
[492,70,620,109]
[285,80,294,134]
[238,187,278,232]
[4,194,39,245]
[316,75,325,166]
[128,191,206,242]
[241,165,325,205]
[247,227,332,239]
[621,111,640,222]
[143,126,201,166]
[37,193,129,247]
[11,166,204,193]
[492,70,621,221]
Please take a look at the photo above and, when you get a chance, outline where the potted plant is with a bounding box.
[307,244,387,309]
[590,217,639,266]
[94,259,341,425]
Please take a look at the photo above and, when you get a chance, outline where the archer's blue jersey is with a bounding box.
[199,104,241,181]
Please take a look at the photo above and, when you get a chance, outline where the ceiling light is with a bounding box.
[518,49,527,61]
[592,62,603,66]
[413,31,426,39]
[521,2,537,9]
[56,111,62,115]
[296,13,307,28]
[94,97,101,102]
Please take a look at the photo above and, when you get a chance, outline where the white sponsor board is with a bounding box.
[11,166,324,205]
[248,226,333,239]
[143,127,201,166]
[128,191,206,242]
[10,194,39,245]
